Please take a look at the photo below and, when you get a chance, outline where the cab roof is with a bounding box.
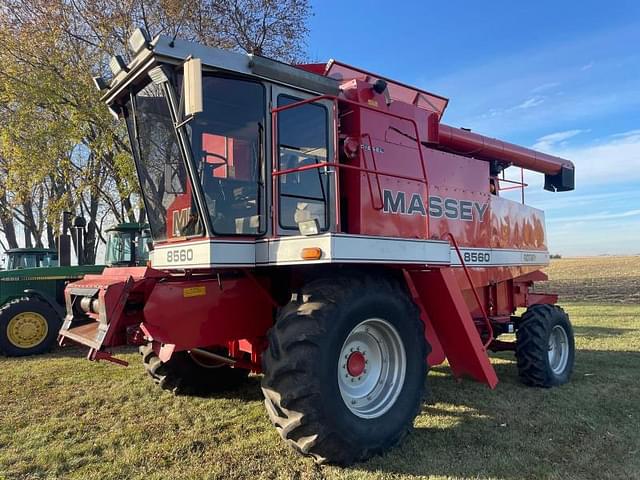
[5,248,56,254]
[105,222,149,233]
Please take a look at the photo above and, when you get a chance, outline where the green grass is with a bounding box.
[1,259,639,479]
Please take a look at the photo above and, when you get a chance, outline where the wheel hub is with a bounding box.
[337,318,406,419]
[7,312,48,349]
[346,351,366,377]
[548,324,569,375]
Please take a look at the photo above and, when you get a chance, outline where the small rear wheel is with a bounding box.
[261,273,429,465]
[516,304,575,387]
[140,343,249,394]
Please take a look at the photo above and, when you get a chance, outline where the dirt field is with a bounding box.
[539,256,640,304]
[0,257,638,480]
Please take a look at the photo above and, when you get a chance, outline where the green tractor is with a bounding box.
[0,222,149,356]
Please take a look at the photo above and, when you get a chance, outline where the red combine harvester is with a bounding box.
[60,29,576,465]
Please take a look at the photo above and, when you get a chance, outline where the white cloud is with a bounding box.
[497,129,640,255]
[548,209,640,223]
[503,129,640,187]
[516,96,545,109]
[581,61,594,71]
[526,189,639,211]
[611,129,640,138]
[548,130,640,184]
[531,82,560,93]
[532,129,586,150]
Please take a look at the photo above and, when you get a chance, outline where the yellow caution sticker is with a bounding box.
[183,286,206,298]
[367,99,379,107]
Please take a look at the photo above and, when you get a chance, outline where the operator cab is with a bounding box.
[106,32,337,252]
[3,248,58,270]
[104,224,151,267]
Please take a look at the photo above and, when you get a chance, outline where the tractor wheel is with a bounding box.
[516,304,575,387]
[0,296,61,357]
[139,343,250,395]
[261,274,429,465]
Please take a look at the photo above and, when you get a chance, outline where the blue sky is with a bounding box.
[309,1,640,256]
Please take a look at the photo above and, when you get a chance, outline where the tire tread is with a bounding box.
[261,273,429,465]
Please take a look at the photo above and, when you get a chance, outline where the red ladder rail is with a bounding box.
[444,232,494,348]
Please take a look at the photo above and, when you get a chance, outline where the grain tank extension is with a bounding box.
[59,29,576,465]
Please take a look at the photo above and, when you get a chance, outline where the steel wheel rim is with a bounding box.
[7,312,48,349]
[337,318,406,419]
[548,325,569,375]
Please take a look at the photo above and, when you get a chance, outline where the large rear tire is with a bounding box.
[139,343,250,395]
[261,274,429,465]
[0,296,60,357]
[516,304,575,387]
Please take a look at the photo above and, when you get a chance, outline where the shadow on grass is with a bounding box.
[177,374,265,401]
[0,343,128,361]
[357,349,640,479]
[0,345,138,361]
[573,325,637,336]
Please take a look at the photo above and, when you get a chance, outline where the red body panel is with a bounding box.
[142,276,273,351]
[407,268,498,388]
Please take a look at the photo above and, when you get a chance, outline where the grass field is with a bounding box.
[1,257,639,479]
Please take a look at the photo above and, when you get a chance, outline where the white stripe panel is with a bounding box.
[450,247,549,267]
[151,240,255,268]
[150,234,549,269]
[256,234,451,265]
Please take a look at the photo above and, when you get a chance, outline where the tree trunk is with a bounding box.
[46,223,56,249]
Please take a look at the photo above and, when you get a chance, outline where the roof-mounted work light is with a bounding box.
[128,28,151,56]
[148,65,170,85]
[92,76,108,92]
[109,55,127,77]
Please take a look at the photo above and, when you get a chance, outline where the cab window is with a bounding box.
[277,95,329,232]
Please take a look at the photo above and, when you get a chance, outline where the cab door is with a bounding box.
[271,85,336,236]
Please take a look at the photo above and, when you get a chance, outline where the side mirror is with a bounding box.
[184,58,203,116]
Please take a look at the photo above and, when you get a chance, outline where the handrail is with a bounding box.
[273,161,428,184]
[361,132,384,210]
[444,232,494,349]
[498,167,527,204]
[271,95,340,235]
[271,93,431,237]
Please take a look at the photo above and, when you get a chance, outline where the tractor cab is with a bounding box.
[104,223,151,267]
[3,248,58,270]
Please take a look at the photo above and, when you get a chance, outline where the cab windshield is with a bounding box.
[126,82,203,242]
[125,73,265,241]
[186,75,265,235]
